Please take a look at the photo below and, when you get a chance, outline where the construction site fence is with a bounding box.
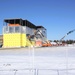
[0,68,75,75]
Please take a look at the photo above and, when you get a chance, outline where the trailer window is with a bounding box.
[15,26,20,33]
[4,26,9,33]
[9,27,14,33]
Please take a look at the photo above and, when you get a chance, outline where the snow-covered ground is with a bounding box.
[0,46,75,75]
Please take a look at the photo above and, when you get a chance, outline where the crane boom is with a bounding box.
[60,29,75,41]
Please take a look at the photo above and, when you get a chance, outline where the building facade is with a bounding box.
[3,18,47,47]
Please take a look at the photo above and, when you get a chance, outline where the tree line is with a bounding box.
[50,40,75,44]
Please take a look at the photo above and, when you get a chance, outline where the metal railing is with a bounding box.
[0,68,75,75]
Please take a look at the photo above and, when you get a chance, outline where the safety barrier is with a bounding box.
[0,68,75,75]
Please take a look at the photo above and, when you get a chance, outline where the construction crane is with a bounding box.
[53,29,75,46]
[60,29,75,41]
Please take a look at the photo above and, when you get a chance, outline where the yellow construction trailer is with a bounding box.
[3,19,36,48]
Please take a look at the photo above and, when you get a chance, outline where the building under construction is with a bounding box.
[3,18,47,48]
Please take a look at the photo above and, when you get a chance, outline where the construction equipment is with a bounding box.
[28,29,52,47]
[60,29,75,41]
[33,29,52,47]
[57,29,75,46]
